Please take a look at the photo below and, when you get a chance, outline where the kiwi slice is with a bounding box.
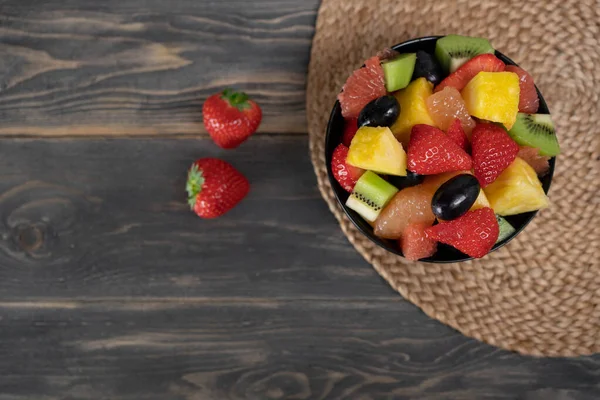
[435,35,494,73]
[508,113,560,156]
[496,215,516,243]
[382,53,416,92]
[346,171,398,222]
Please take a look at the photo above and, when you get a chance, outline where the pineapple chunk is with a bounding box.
[483,157,549,216]
[471,189,491,210]
[423,170,490,211]
[462,71,520,129]
[347,126,407,176]
[390,77,436,146]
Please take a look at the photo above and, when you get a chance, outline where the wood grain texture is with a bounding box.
[0,137,387,300]
[0,0,598,397]
[0,300,599,400]
[0,0,319,136]
[0,136,598,399]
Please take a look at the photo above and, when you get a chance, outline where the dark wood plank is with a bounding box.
[0,301,598,400]
[0,0,319,136]
[0,136,396,300]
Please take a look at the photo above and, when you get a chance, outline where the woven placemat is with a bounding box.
[307,0,600,356]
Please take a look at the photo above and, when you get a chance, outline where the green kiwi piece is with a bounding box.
[382,53,416,92]
[508,113,560,156]
[496,215,516,244]
[435,35,494,73]
[346,171,398,222]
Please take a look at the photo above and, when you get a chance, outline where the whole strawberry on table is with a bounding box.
[186,88,262,219]
[331,34,560,260]
[203,88,262,149]
[186,158,250,219]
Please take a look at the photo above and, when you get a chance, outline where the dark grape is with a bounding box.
[431,174,480,220]
[412,51,444,86]
[357,95,400,128]
[386,170,424,191]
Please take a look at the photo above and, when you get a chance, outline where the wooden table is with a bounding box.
[0,1,598,399]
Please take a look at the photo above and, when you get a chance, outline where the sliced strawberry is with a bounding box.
[347,164,364,181]
[446,118,469,151]
[434,54,505,93]
[342,117,359,146]
[400,222,437,261]
[517,146,550,176]
[425,207,499,258]
[505,65,539,113]
[331,144,364,192]
[471,123,519,187]
[407,124,472,175]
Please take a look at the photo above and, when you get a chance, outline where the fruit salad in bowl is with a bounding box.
[325,35,558,262]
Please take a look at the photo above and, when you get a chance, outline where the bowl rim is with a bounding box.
[325,35,556,263]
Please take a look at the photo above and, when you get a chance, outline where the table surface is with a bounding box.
[0,1,598,399]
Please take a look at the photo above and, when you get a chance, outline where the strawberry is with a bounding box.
[407,124,472,175]
[434,54,505,93]
[202,89,262,149]
[505,65,539,113]
[471,123,519,187]
[342,117,359,146]
[425,207,499,258]
[446,118,470,151]
[331,144,364,192]
[186,158,249,218]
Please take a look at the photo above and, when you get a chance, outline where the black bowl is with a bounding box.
[325,36,555,263]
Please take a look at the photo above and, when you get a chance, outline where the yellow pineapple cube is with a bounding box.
[462,71,520,129]
[483,157,549,216]
[390,78,436,146]
[347,126,407,176]
[471,189,491,210]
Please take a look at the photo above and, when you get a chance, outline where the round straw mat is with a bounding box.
[307,0,599,356]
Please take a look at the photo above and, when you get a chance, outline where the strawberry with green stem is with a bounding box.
[203,88,262,149]
[186,158,249,218]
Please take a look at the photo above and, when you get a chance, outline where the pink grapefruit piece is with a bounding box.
[338,56,386,118]
[517,146,550,176]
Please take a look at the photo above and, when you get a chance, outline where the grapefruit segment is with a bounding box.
[426,87,476,135]
[338,57,386,118]
[517,146,550,176]
[505,65,539,114]
[374,185,436,239]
